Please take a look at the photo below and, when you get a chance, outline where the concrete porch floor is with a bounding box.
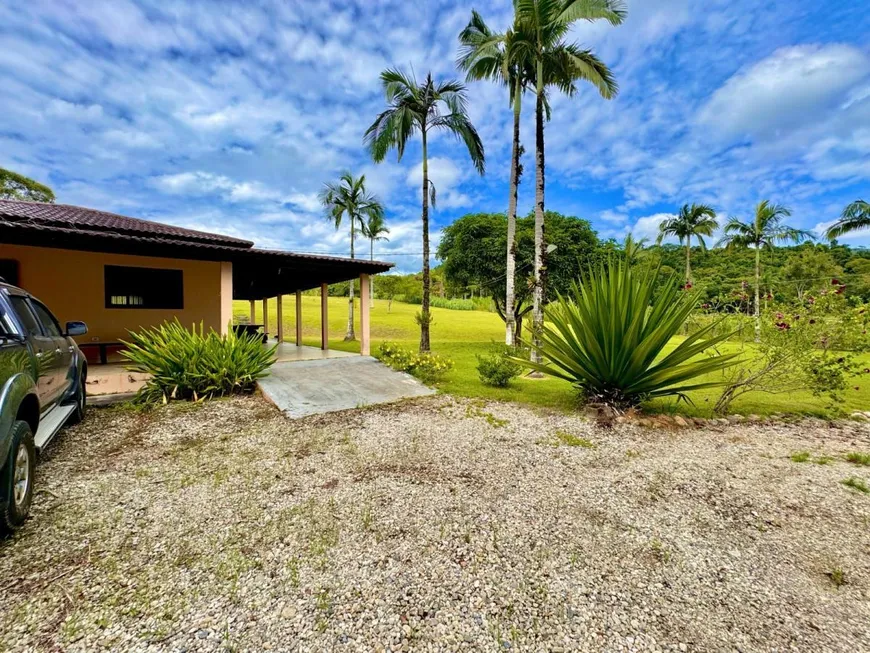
[85,342,358,396]
[258,356,436,419]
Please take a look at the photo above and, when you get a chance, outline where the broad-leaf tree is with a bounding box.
[365,68,485,352]
[513,0,624,364]
[319,173,384,341]
[656,203,718,283]
[438,210,600,339]
[0,167,55,203]
[361,212,390,301]
[825,200,870,240]
[717,200,814,341]
[458,10,530,346]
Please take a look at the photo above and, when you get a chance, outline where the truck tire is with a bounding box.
[67,373,87,425]
[1,421,36,536]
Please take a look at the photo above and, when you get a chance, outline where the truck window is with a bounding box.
[8,296,43,338]
[30,300,63,338]
[0,305,13,337]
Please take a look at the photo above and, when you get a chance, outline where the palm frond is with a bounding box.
[826,200,870,240]
[559,0,628,25]
[430,113,486,175]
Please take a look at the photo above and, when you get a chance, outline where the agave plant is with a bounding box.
[520,260,738,407]
[122,320,276,403]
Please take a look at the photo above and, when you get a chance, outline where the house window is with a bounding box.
[104,265,183,309]
[0,259,19,286]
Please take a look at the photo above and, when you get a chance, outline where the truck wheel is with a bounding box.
[67,374,87,425]
[1,421,36,536]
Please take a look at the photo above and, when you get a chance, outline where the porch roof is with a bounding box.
[0,199,393,299]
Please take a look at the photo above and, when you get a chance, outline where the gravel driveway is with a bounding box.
[1,395,869,652]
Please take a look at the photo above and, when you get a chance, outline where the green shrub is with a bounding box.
[518,260,737,408]
[476,346,523,387]
[376,341,453,384]
[122,320,276,403]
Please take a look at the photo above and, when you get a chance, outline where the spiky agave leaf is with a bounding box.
[516,260,738,407]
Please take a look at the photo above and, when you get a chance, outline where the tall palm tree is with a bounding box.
[319,173,384,341]
[458,11,529,346]
[365,68,485,352]
[361,213,390,302]
[656,203,718,283]
[825,200,870,240]
[717,200,814,341]
[513,0,624,363]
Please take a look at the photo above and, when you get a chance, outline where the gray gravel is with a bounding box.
[1,395,869,652]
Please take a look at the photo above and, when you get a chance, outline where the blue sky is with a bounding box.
[1,0,868,273]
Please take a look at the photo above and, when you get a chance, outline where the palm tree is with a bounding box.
[365,68,485,352]
[825,200,870,240]
[718,200,814,341]
[458,11,529,346]
[656,203,718,283]
[513,0,624,363]
[319,173,385,341]
[361,213,389,302]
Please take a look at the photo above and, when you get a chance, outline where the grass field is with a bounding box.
[235,296,870,418]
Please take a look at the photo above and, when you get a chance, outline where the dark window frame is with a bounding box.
[104,265,184,310]
[0,259,19,286]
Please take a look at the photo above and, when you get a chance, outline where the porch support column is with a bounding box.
[276,294,284,343]
[359,274,371,356]
[249,299,256,323]
[262,298,269,339]
[320,283,329,350]
[295,290,303,346]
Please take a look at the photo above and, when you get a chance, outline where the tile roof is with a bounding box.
[0,198,253,248]
[0,204,394,270]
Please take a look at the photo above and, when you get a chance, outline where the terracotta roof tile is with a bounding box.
[0,198,253,248]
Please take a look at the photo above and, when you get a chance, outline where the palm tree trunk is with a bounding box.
[420,128,431,352]
[685,237,691,284]
[505,81,521,347]
[530,79,546,366]
[370,238,375,305]
[754,246,761,343]
[345,219,356,341]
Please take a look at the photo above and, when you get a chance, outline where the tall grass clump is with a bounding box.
[122,320,276,403]
[518,259,738,409]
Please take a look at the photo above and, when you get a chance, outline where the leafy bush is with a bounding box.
[376,341,453,384]
[519,260,737,408]
[714,294,864,415]
[430,297,476,311]
[122,320,276,403]
[476,345,523,387]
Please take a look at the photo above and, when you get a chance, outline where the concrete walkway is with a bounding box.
[258,356,435,418]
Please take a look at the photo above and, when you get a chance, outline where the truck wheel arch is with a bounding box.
[16,394,39,435]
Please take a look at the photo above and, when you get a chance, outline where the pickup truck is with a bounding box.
[0,280,88,535]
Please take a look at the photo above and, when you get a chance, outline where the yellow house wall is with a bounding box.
[0,244,233,342]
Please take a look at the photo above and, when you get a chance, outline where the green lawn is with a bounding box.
[236,296,870,418]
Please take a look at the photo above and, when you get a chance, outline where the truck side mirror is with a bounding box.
[65,321,88,337]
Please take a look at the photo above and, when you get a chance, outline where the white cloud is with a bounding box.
[630,213,672,242]
[697,44,870,140]
[599,209,629,224]
[285,192,321,212]
[44,98,103,120]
